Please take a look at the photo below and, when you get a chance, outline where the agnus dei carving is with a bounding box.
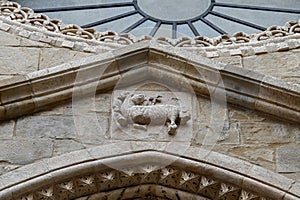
[113,92,191,136]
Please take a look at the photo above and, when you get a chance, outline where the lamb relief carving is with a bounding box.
[113,92,191,135]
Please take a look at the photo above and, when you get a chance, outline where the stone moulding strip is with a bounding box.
[0,144,298,199]
[0,1,300,55]
[0,41,299,123]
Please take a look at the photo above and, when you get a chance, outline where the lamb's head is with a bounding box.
[130,94,145,105]
[180,109,191,124]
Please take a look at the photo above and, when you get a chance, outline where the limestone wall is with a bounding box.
[0,27,299,84]
[0,26,299,184]
[0,89,299,182]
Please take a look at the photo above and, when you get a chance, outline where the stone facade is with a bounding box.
[0,1,299,199]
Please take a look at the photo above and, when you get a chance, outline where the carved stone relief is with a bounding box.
[111,91,192,141]
[17,164,272,200]
[0,1,299,47]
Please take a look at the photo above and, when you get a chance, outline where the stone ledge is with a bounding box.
[0,43,298,124]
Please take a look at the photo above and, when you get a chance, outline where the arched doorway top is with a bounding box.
[0,142,298,199]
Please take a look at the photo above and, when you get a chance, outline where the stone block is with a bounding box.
[94,93,111,113]
[19,36,52,47]
[34,105,64,116]
[213,55,243,68]
[0,139,53,164]
[290,181,300,196]
[243,51,300,84]
[0,30,20,46]
[228,145,276,170]
[217,121,240,144]
[53,139,85,156]
[228,108,266,122]
[0,47,40,74]
[71,94,111,116]
[16,116,76,139]
[276,145,300,173]
[39,48,92,70]
[0,120,14,139]
[247,165,294,192]
[0,75,14,81]
[74,114,109,143]
[241,122,294,144]
[0,162,19,176]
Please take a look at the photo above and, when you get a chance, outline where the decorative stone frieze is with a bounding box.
[0,1,299,54]
[0,149,297,200]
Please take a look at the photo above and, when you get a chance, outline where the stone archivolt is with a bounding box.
[0,1,299,47]
[17,166,266,200]
[1,149,291,200]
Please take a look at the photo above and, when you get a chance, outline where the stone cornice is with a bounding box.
[0,1,299,55]
[0,144,298,199]
[0,41,299,124]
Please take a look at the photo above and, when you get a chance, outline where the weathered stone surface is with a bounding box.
[217,121,240,144]
[34,105,64,116]
[277,145,300,173]
[94,93,111,113]
[0,120,14,139]
[283,172,300,181]
[228,108,266,122]
[74,114,109,143]
[213,55,243,68]
[0,75,14,81]
[0,162,20,176]
[0,139,53,164]
[19,36,52,47]
[243,51,300,84]
[296,128,300,143]
[0,47,40,74]
[39,48,93,69]
[240,122,294,144]
[16,116,76,139]
[225,145,276,171]
[53,139,85,156]
[71,93,112,115]
[290,181,300,196]
[0,30,20,46]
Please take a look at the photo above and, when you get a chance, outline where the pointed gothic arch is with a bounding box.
[0,143,298,199]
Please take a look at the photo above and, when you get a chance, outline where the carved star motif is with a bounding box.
[101,172,115,181]
[38,186,54,197]
[179,171,198,185]
[219,183,239,197]
[79,176,94,186]
[59,181,74,193]
[140,164,158,174]
[161,167,177,179]
[21,194,34,200]
[240,190,258,200]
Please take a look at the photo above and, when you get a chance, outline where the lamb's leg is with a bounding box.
[167,112,178,135]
